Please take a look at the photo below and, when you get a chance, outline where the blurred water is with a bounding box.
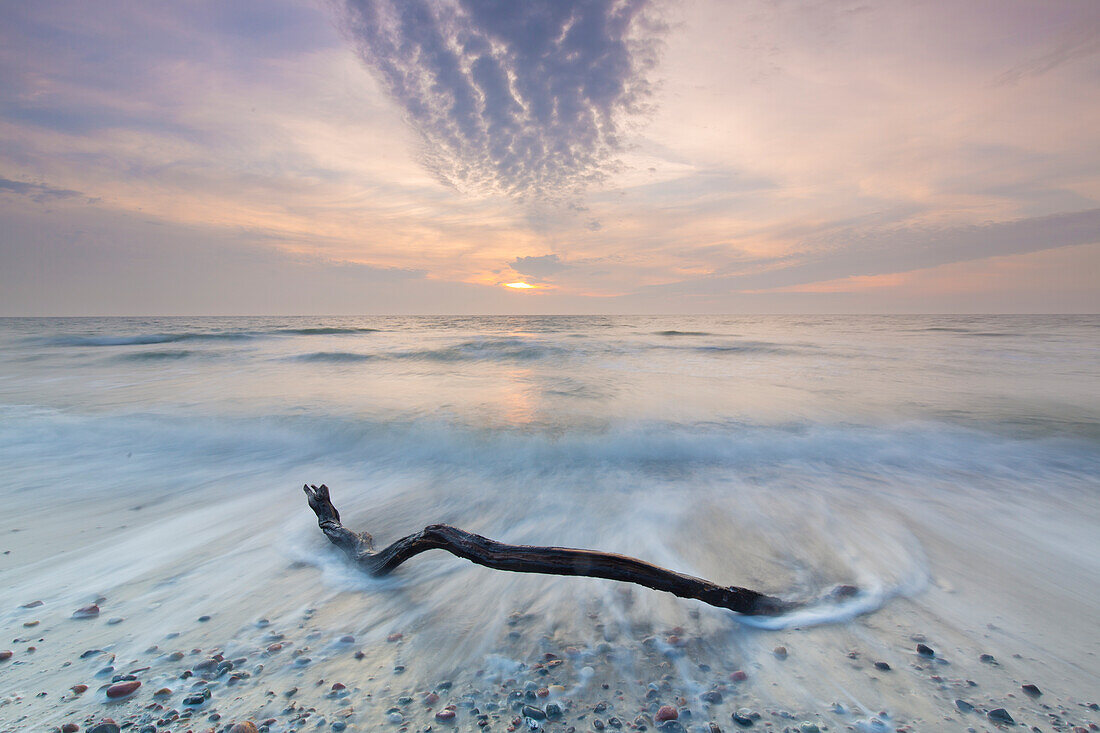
[0,315,1097,695]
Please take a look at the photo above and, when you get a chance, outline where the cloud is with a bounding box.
[338,0,662,199]
[636,208,1100,297]
[0,177,85,202]
[510,253,570,278]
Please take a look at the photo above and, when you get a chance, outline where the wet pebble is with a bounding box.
[980,654,997,664]
[773,646,787,659]
[105,681,140,699]
[987,708,1014,725]
[523,704,547,720]
[732,708,755,727]
[87,722,120,733]
[435,709,456,721]
[655,705,678,722]
[873,661,891,671]
[955,700,974,713]
[0,650,11,661]
[229,724,259,733]
[1022,684,1041,697]
[916,644,934,657]
[72,604,100,619]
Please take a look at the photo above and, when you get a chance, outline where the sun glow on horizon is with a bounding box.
[505,282,535,289]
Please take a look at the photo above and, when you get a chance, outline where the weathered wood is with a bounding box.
[303,483,795,615]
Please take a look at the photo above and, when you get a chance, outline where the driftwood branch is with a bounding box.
[304,484,799,615]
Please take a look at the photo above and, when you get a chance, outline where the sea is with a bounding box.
[1,315,1097,728]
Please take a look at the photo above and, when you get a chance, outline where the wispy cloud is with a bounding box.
[510,253,570,278]
[0,177,86,202]
[338,0,663,199]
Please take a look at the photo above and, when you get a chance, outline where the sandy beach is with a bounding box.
[2,316,1098,732]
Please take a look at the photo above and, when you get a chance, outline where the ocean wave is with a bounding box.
[275,327,380,336]
[40,332,257,346]
[393,337,565,362]
[113,349,197,362]
[654,330,713,336]
[689,341,793,355]
[293,351,374,363]
[35,326,381,347]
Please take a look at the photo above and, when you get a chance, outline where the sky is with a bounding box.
[1,0,1098,315]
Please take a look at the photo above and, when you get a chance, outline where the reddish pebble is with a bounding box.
[536,687,549,698]
[331,682,345,690]
[153,688,171,697]
[229,724,259,733]
[61,724,79,732]
[435,709,456,721]
[773,646,788,659]
[386,633,403,643]
[730,670,747,682]
[655,705,678,722]
[0,651,12,661]
[105,680,141,699]
[72,604,100,619]
[71,685,88,694]
[425,692,440,704]
[266,643,283,652]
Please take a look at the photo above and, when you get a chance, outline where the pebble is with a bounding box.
[1022,684,1041,697]
[800,724,820,733]
[730,670,747,682]
[61,724,79,733]
[773,646,788,659]
[87,722,121,733]
[386,633,403,642]
[916,643,935,657]
[980,654,997,664]
[873,661,891,671]
[732,708,755,727]
[0,650,11,661]
[229,724,259,733]
[955,700,974,713]
[523,704,547,720]
[387,712,403,724]
[545,702,563,718]
[106,617,124,626]
[701,690,723,704]
[22,600,44,608]
[73,604,100,619]
[436,709,456,721]
[987,708,1014,725]
[655,705,678,723]
[104,681,141,699]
